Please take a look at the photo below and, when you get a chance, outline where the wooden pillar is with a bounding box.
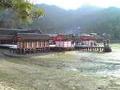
[98,48,100,52]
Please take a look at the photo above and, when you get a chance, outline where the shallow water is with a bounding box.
[65,44,120,77]
[31,44,120,77]
[0,44,120,90]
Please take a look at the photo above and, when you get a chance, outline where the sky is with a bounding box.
[29,0,120,10]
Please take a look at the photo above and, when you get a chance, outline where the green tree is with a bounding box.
[0,0,44,28]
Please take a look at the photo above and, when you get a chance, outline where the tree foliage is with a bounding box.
[0,0,44,28]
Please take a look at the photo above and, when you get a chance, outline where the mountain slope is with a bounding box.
[30,4,120,40]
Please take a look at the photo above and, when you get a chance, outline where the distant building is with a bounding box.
[75,34,104,47]
[0,28,50,54]
[0,35,15,44]
[79,34,97,47]
[0,28,42,45]
[0,28,110,53]
[15,33,50,54]
[51,34,75,49]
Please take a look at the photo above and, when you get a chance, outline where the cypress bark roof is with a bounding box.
[0,28,42,35]
[0,35,14,40]
[52,34,74,41]
[17,33,50,40]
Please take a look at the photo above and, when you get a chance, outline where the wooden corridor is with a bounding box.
[75,46,108,52]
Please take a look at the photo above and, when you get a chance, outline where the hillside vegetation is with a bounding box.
[31,4,120,40]
[0,3,120,40]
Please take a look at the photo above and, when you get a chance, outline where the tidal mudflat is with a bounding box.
[0,44,120,90]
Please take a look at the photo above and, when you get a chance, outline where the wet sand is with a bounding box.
[0,44,120,90]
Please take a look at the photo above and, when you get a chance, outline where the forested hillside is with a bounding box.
[0,3,120,40]
[30,4,120,40]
